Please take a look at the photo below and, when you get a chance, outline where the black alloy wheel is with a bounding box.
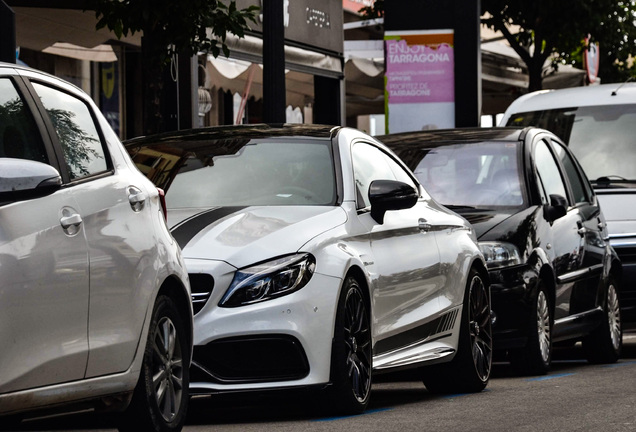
[328,276,372,414]
[422,268,492,393]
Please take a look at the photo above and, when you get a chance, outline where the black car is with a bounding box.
[381,127,622,375]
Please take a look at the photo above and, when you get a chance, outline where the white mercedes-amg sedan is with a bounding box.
[125,124,492,414]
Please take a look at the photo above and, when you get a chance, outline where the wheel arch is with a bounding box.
[157,275,194,358]
[344,265,372,313]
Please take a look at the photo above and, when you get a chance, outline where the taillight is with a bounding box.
[157,188,168,221]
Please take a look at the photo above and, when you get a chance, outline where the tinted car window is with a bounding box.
[156,138,336,208]
[534,139,567,204]
[352,142,417,209]
[409,141,523,207]
[552,141,589,204]
[32,82,106,179]
[507,104,636,181]
[0,78,47,163]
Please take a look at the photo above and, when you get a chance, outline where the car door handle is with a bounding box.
[128,186,147,212]
[60,213,82,229]
[418,218,432,232]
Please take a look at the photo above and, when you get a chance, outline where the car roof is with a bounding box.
[124,123,340,150]
[378,127,525,150]
[503,82,636,117]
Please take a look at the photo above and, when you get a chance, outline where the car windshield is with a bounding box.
[506,104,636,182]
[409,141,524,208]
[129,138,337,208]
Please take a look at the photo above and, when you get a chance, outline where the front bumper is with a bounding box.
[488,264,538,350]
[609,241,636,325]
[186,258,342,394]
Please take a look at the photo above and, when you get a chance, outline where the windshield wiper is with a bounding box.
[443,204,481,211]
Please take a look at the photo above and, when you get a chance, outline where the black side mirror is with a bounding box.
[544,194,567,222]
[369,179,419,224]
[0,158,62,203]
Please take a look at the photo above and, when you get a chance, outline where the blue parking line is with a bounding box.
[602,360,636,368]
[314,407,393,422]
[526,373,575,381]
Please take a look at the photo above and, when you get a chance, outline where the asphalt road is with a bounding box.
[12,332,636,432]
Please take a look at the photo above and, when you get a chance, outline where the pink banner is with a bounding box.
[385,39,454,104]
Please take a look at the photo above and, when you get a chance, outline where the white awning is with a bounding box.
[42,42,118,62]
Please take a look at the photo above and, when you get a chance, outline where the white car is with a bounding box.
[125,124,492,413]
[0,63,192,431]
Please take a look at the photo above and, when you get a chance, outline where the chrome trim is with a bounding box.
[557,264,604,284]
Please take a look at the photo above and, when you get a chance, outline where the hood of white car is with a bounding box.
[168,206,347,268]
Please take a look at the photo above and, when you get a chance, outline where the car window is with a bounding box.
[552,141,589,204]
[352,142,417,209]
[32,82,107,180]
[409,141,523,207]
[507,104,636,181]
[0,78,47,163]
[534,139,567,205]
[155,138,336,207]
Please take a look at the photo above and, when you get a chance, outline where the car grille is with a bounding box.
[189,273,214,315]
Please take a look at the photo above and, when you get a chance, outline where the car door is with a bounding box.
[551,139,605,315]
[532,138,586,323]
[0,74,90,393]
[28,78,157,378]
[350,141,445,355]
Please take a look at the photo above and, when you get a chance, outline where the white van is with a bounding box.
[500,83,636,327]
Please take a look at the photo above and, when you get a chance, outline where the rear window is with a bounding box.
[506,104,636,182]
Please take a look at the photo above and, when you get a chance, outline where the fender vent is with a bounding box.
[189,273,214,315]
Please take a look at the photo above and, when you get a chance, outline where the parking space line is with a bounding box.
[602,360,636,368]
[313,407,393,422]
[526,373,575,382]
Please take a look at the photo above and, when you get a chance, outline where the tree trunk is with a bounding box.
[527,57,544,93]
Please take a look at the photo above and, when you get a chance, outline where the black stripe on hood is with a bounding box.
[171,206,247,248]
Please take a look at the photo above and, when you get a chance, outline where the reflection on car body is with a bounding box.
[125,124,492,413]
[382,126,622,375]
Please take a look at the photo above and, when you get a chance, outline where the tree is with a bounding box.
[89,0,258,134]
[482,0,636,91]
[363,1,636,91]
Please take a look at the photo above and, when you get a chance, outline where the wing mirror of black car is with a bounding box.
[369,179,419,224]
[544,194,568,222]
[0,158,62,204]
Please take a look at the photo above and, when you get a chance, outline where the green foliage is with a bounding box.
[482,0,636,88]
[359,0,383,19]
[89,0,259,63]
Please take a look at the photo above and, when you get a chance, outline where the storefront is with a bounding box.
[201,0,345,126]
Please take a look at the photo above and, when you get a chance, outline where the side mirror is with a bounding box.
[0,158,62,203]
[369,179,419,224]
[544,194,567,222]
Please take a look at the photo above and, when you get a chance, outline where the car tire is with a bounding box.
[582,279,622,364]
[509,280,552,375]
[328,276,372,415]
[422,268,492,394]
[118,295,189,432]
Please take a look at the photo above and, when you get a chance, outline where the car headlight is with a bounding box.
[219,253,316,307]
[479,242,521,269]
